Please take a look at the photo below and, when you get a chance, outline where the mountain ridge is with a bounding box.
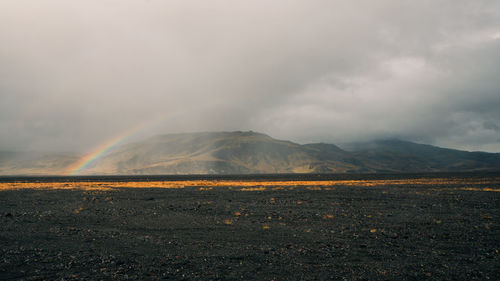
[1,131,499,175]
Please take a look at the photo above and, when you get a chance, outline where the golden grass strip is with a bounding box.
[0,178,498,191]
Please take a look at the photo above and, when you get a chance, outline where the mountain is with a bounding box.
[0,151,79,175]
[340,139,500,172]
[82,132,500,174]
[84,131,360,174]
[1,131,499,175]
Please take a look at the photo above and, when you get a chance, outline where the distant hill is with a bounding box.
[76,132,500,174]
[84,131,359,174]
[0,151,79,175]
[340,139,500,172]
[1,131,499,175]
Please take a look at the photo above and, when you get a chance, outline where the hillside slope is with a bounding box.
[0,151,79,175]
[1,132,499,175]
[82,132,500,175]
[84,131,359,174]
[341,140,500,172]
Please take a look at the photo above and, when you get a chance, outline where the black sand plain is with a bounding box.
[0,173,499,280]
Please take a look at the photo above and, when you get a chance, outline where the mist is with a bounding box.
[1,0,500,153]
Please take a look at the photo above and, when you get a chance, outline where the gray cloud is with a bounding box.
[1,0,500,152]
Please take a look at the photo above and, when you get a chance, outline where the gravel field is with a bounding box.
[0,174,499,280]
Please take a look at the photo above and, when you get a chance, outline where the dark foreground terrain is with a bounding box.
[0,173,499,280]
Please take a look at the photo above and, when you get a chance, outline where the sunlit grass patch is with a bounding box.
[0,182,115,191]
[1,177,499,191]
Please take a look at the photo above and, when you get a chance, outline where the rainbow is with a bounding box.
[66,113,172,175]
[66,129,136,175]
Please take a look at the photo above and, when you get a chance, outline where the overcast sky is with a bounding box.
[1,0,500,153]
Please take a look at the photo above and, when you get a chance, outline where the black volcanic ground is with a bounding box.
[1,173,499,280]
